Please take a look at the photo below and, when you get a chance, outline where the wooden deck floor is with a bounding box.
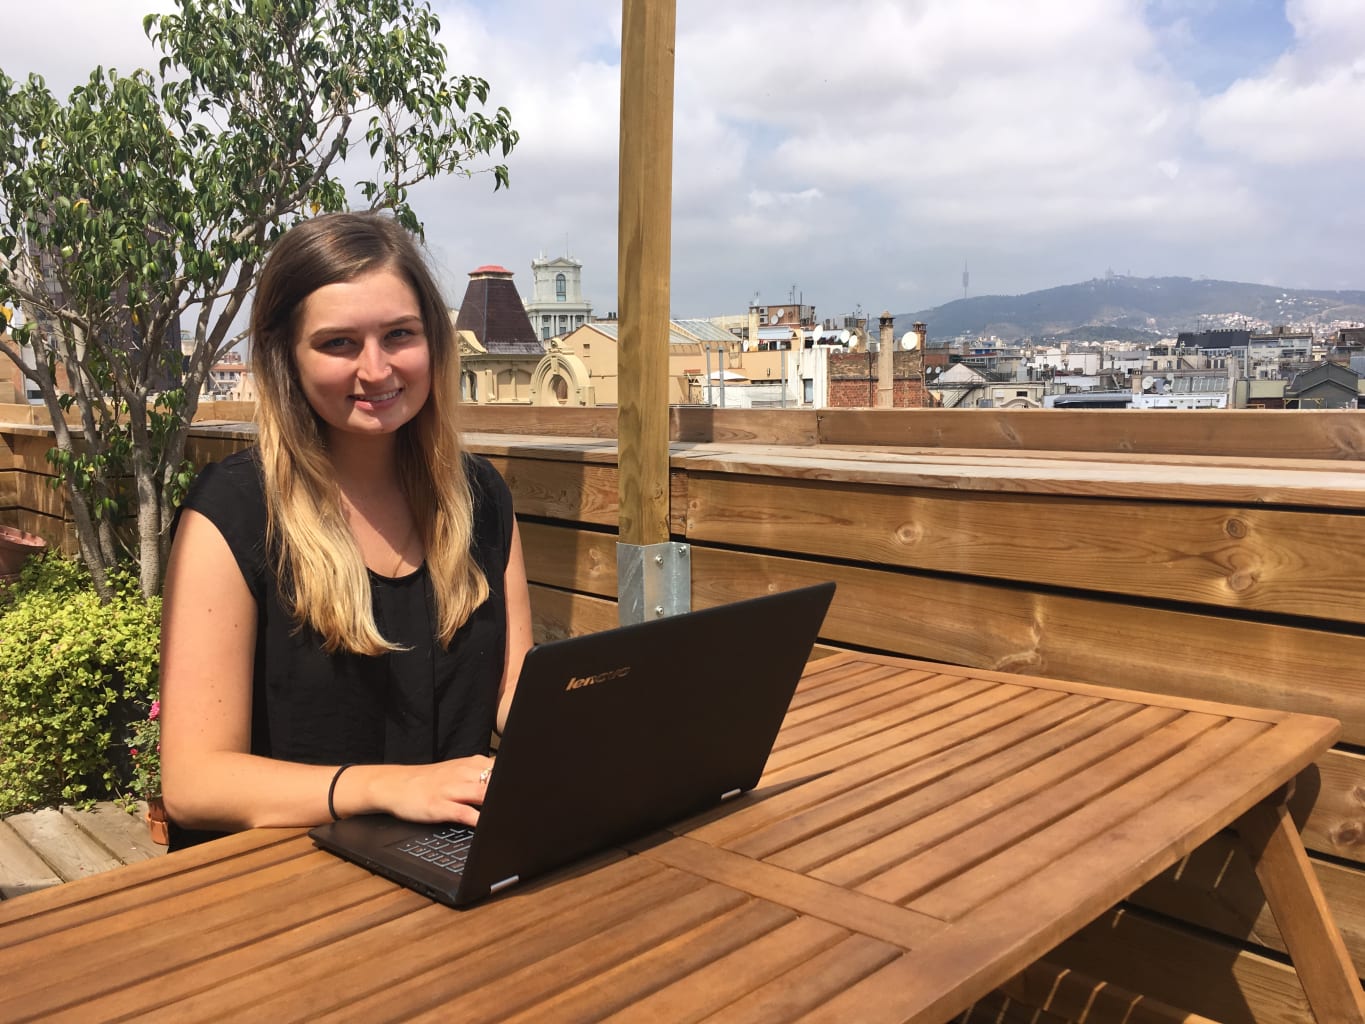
[0,801,165,900]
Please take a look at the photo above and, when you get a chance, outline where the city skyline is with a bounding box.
[10,0,1364,320]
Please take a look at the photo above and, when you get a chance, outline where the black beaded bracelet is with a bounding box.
[328,763,355,821]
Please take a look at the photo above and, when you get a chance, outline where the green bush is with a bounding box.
[0,554,160,813]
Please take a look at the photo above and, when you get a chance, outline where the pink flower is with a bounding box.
[149,700,160,721]
[131,748,139,758]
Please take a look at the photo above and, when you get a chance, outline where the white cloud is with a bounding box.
[7,0,1361,316]
[1200,0,1365,162]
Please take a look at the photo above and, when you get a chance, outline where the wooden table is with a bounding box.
[3,652,1362,1023]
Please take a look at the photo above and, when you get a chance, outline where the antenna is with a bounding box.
[963,261,969,301]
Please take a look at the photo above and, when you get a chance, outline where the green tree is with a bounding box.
[0,0,517,599]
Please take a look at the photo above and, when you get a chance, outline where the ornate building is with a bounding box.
[454,265,544,405]
[524,255,593,341]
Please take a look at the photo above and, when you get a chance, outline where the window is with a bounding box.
[555,273,566,301]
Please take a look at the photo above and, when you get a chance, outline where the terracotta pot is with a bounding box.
[145,796,170,846]
[0,525,47,577]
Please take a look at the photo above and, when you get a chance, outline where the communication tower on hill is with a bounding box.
[962,261,969,301]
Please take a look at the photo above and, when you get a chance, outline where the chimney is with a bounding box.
[878,311,895,407]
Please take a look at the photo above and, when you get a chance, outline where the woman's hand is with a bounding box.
[353,756,496,827]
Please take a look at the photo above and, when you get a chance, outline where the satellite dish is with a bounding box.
[1141,376,1156,390]
[900,331,920,351]
[773,308,785,320]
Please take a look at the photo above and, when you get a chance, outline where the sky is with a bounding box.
[8,0,1365,322]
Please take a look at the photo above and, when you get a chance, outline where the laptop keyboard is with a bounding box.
[394,825,476,875]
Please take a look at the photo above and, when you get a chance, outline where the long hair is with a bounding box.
[251,212,488,654]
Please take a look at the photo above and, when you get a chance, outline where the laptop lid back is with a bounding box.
[456,581,834,904]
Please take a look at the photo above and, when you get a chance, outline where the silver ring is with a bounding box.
[478,767,492,785]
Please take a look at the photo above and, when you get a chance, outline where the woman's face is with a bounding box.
[291,267,433,442]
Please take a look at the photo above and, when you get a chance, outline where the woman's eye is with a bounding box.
[320,336,353,350]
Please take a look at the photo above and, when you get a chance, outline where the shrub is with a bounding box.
[0,554,160,813]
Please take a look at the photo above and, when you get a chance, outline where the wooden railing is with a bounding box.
[6,403,1365,1022]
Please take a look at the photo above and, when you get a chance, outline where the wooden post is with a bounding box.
[617,0,685,623]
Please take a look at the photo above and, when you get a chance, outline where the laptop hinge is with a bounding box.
[489,875,520,895]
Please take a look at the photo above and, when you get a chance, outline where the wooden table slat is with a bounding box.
[687,933,903,1024]
[769,677,1004,762]
[771,704,1218,879]
[0,826,298,931]
[732,696,1141,864]
[834,713,1257,896]
[50,888,425,1024]
[498,899,810,1024]
[785,661,926,711]
[825,650,1302,725]
[893,720,1274,913]
[780,668,972,729]
[140,853,673,1024]
[332,881,749,1024]
[766,687,1077,794]
[0,855,388,1021]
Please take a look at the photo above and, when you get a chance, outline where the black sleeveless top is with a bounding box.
[169,448,514,849]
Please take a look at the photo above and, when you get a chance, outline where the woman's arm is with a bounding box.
[497,520,534,735]
[160,510,493,831]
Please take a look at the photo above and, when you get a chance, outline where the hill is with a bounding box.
[897,275,1365,342]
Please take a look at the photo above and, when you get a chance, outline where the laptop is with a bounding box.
[309,581,835,907]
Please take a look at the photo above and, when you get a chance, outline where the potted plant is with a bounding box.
[127,699,167,844]
[0,525,47,581]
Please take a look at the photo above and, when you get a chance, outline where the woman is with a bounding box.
[159,212,532,849]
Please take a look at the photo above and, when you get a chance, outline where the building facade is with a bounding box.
[524,256,593,342]
[454,265,545,405]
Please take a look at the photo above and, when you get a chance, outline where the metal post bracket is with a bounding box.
[617,541,691,624]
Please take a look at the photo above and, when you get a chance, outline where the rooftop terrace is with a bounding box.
[5,403,1365,1021]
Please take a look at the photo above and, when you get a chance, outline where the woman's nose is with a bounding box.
[356,339,390,380]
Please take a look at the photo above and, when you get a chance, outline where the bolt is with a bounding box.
[654,605,664,616]
[654,554,663,565]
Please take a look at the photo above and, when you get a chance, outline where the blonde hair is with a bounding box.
[250,212,488,654]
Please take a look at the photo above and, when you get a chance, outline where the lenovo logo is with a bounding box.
[565,666,631,691]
